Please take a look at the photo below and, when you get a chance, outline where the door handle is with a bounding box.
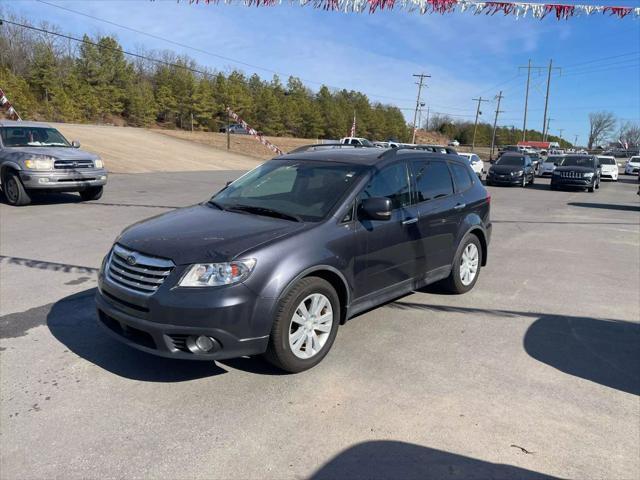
[402,217,418,225]
[454,203,466,210]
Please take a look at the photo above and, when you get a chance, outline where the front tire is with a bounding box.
[443,233,483,294]
[2,171,31,206]
[79,186,103,201]
[264,277,340,373]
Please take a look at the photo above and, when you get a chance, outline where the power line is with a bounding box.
[563,51,640,69]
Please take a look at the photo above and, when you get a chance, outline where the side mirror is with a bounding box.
[71,140,81,148]
[360,197,392,221]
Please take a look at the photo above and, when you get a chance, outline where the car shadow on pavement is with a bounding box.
[47,289,227,382]
[567,202,640,212]
[387,302,640,396]
[310,441,560,480]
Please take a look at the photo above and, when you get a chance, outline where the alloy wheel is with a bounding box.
[288,293,333,359]
[460,243,479,286]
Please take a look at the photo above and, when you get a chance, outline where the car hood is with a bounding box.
[554,166,595,173]
[600,164,617,170]
[117,204,307,265]
[4,146,99,160]
[627,161,640,166]
[490,164,523,174]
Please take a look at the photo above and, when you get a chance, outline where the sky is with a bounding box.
[4,0,640,144]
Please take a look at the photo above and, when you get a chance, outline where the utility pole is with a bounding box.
[544,117,553,141]
[490,91,504,161]
[417,102,425,131]
[520,59,532,142]
[541,59,562,139]
[558,128,564,143]
[472,96,490,151]
[574,134,579,147]
[412,73,430,143]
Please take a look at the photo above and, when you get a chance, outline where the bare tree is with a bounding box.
[618,121,640,148]
[587,111,616,149]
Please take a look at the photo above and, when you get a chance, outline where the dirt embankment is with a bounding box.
[52,123,263,174]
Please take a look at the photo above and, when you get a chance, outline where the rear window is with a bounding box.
[450,163,473,192]
[412,160,454,202]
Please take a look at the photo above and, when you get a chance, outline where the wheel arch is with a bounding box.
[278,266,351,325]
[0,162,22,184]
[467,227,488,266]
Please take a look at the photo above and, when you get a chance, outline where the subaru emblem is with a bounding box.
[126,255,137,266]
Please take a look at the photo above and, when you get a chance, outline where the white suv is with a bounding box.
[458,153,485,178]
[597,156,619,181]
[625,156,640,175]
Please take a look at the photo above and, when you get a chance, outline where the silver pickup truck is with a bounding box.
[0,120,107,206]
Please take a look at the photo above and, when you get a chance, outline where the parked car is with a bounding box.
[597,155,619,181]
[625,156,640,175]
[0,120,107,206]
[219,124,249,134]
[528,152,542,175]
[486,153,535,187]
[96,147,491,372]
[458,152,485,179]
[448,140,460,147]
[550,155,600,192]
[339,137,375,147]
[539,155,565,177]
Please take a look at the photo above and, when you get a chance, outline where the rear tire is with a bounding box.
[264,277,340,373]
[443,233,483,294]
[79,186,103,201]
[2,171,31,206]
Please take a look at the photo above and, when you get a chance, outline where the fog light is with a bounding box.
[195,335,215,352]
[38,178,49,184]
[100,175,106,180]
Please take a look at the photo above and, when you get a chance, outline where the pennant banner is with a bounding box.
[186,0,640,20]
[226,107,284,155]
[0,88,21,121]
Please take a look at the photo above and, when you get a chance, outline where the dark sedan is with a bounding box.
[486,153,535,187]
[550,155,600,192]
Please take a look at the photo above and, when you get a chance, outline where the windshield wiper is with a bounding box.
[206,200,226,210]
[228,204,301,222]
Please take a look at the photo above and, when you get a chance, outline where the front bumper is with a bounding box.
[601,171,618,179]
[19,168,108,191]
[95,264,272,360]
[487,174,522,185]
[625,166,639,174]
[550,176,593,188]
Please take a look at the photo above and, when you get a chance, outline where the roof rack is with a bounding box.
[376,145,459,159]
[287,143,369,154]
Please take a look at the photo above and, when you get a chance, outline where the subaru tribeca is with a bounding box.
[96,146,492,373]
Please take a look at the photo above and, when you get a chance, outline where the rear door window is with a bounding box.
[449,162,473,193]
[411,160,454,203]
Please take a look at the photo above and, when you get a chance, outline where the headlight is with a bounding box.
[179,259,256,287]
[511,170,524,177]
[583,172,594,178]
[24,156,54,170]
[94,159,104,169]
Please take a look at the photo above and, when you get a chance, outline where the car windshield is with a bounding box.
[0,126,71,147]
[496,156,524,166]
[360,139,374,147]
[598,158,616,165]
[211,160,365,222]
[630,157,640,163]
[545,157,562,164]
[563,156,596,168]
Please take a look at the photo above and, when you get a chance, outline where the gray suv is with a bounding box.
[0,120,107,206]
[96,146,491,372]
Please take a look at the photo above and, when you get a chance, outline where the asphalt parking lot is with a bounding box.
[1,168,639,479]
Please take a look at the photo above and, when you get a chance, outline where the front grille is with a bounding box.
[106,245,174,295]
[561,171,583,178]
[54,160,94,169]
